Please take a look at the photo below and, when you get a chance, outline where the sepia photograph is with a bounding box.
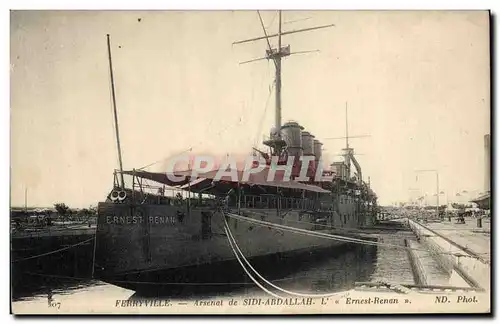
[9,9,491,315]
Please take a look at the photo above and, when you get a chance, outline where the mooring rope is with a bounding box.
[223,216,346,298]
[227,212,396,247]
[21,271,261,286]
[11,237,95,263]
[225,213,489,263]
[224,212,487,296]
[223,226,283,298]
[243,210,413,236]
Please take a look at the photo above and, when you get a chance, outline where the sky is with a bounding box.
[10,10,490,208]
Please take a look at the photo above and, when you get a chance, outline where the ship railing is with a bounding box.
[129,179,212,206]
[132,181,188,198]
[237,194,316,211]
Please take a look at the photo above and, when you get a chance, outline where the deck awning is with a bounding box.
[121,167,329,194]
[121,170,192,187]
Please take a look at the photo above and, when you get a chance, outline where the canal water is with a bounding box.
[11,228,451,306]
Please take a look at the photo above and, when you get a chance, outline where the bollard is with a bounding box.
[477,217,482,228]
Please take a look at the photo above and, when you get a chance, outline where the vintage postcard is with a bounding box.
[10,10,491,315]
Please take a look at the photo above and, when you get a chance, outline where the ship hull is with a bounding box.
[94,202,374,291]
[103,244,369,295]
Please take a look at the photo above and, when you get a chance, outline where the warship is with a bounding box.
[93,12,378,290]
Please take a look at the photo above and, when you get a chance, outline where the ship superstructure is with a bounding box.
[92,12,378,290]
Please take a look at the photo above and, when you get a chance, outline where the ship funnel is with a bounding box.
[301,131,315,156]
[281,121,304,156]
[331,161,348,180]
[313,139,323,162]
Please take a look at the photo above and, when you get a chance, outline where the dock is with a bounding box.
[11,225,96,265]
[11,225,96,239]
[407,218,490,291]
[421,218,490,263]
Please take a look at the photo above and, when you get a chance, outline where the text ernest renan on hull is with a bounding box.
[105,215,177,225]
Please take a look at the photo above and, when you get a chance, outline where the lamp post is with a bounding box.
[415,169,440,220]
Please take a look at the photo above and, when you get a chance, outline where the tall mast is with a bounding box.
[106,34,125,188]
[275,11,282,133]
[233,12,335,155]
[324,102,371,184]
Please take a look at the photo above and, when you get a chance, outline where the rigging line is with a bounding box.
[257,11,278,70]
[224,218,346,298]
[266,11,278,29]
[138,114,234,170]
[283,17,312,25]
[138,148,193,171]
[223,226,284,298]
[12,237,95,263]
[22,271,99,282]
[138,100,246,171]
[22,271,283,286]
[253,82,275,147]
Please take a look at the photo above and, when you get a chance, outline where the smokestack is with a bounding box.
[484,134,490,192]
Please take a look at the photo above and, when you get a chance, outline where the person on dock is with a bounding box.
[223,187,236,212]
[456,211,466,224]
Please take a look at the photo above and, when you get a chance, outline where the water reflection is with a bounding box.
[369,232,416,284]
[12,230,420,302]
